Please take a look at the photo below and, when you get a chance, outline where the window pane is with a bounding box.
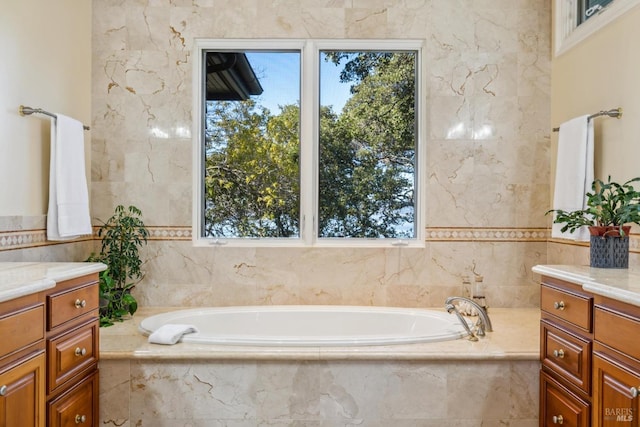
[578,0,615,25]
[318,51,417,238]
[202,51,301,238]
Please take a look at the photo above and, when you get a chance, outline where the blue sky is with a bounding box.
[245,52,351,114]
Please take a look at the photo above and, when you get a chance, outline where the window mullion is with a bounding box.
[299,41,317,245]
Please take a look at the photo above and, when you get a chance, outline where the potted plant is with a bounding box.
[547,176,640,268]
[87,205,149,326]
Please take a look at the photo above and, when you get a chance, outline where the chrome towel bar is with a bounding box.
[19,105,90,131]
[552,107,622,132]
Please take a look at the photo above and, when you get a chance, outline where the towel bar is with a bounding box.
[19,105,90,131]
[552,107,622,132]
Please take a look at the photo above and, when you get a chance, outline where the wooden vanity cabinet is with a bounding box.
[539,273,640,427]
[0,270,101,427]
[592,298,640,427]
[0,292,47,427]
[539,276,594,426]
[45,274,99,427]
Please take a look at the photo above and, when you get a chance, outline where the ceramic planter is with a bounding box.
[589,226,631,268]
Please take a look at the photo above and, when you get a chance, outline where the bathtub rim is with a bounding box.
[138,305,471,347]
[100,307,540,361]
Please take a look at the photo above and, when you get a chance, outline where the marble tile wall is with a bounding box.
[86,0,553,308]
[0,216,93,262]
[100,359,539,426]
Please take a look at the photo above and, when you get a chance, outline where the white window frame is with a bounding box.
[192,38,426,248]
[554,0,640,57]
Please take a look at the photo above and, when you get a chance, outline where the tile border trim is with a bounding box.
[0,226,194,252]
[2,226,639,252]
[425,227,549,242]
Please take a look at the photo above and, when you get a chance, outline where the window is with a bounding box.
[578,0,615,25]
[192,40,424,247]
[202,50,301,239]
[554,0,640,56]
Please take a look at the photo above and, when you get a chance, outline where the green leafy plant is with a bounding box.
[547,176,640,236]
[87,205,149,326]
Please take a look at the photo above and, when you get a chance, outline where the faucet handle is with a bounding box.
[474,318,486,336]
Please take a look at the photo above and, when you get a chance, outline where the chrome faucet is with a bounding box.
[445,296,493,341]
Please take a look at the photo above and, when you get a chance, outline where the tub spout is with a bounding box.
[445,303,478,341]
[445,296,493,338]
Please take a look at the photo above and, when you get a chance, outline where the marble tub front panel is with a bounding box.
[100,358,539,427]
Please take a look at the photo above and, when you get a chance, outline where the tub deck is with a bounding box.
[100,307,540,361]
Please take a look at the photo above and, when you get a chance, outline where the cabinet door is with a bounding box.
[593,354,640,427]
[0,352,46,427]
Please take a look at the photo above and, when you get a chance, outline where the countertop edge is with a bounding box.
[0,262,107,303]
[532,265,593,284]
[45,262,107,282]
[533,264,640,307]
[0,278,57,302]
[99,351,540,362]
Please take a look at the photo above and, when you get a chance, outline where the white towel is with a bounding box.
[47,114,92,241]
[552,115,594,241]
[148,324,199,345]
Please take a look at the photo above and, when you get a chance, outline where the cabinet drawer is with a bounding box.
[541,285,592,332]
[48,371,98,427]
[47,319,98,394]
[541,371,590,427]
[0,304,45,360]
[541,321,591,394]
[48,283,98,330]
[595,306,640,358]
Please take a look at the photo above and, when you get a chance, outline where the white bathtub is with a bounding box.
[139,305,470,346]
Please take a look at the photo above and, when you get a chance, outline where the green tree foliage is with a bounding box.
[204,100,300,237]
[203,51,416,239]
[319,52,416,237]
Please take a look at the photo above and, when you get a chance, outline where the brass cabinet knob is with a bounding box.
[631,387,639,398]
[75,414,87,424]
[553,349,565,358]
[74,299,87,309]
[553,301,565,310]
[0,385,6,396]
[74,347,87,357]
[552,414,564,424]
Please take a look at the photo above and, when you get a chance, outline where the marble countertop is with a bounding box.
[100,307,540,361]
[0,262,107,303]
[533,265,640,307]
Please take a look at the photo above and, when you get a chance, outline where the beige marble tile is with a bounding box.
[87,0,551,312]
[101,358,540,425]
[99,360,131,427]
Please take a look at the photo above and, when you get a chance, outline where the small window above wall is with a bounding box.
[554,0,640,56]
[578,0,615,25]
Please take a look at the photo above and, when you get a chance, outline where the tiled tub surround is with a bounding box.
[100,307,540,426]
[90,1,553,311]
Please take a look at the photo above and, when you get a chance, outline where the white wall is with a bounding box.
[548,4,640,265]
[0,0,91,217]
[551,5,640,185]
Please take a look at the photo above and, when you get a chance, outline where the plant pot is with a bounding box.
[589,226,631,268]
